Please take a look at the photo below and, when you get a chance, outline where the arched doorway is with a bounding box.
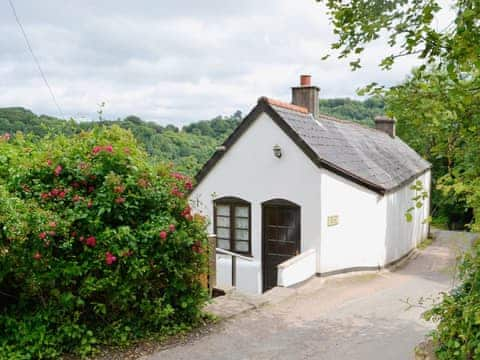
[262,199,301,292]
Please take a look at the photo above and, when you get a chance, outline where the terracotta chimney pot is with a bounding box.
[300,75,311,86]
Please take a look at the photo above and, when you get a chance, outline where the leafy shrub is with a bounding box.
[424,242,480,359]
[0,127,208,358]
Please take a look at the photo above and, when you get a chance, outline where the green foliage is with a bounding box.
[0,107,242,177]
[424,243,480,359]
[0,127,208,358]
[386,67,478,230]
[317,0,480,83]
[183,112,242,138]
[318,97,384,126]
[405,180,429,223]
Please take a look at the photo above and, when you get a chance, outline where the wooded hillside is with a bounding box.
[0,97,383,176]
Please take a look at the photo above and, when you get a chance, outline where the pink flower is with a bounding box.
[79,236,85,243]
[92,145,113,154]
[184,181,193,190]
[171,172,185,180]
[86,236,96,247]
[87,199,93,208]
[114,185,125,193]
[171,187,184,198]
[88,186,95,193]
[48,231,56,236]
[159,231,167,240]
[58,191,66,198]
[39,232,47,240]
[54,165,62,176]
[72,194,81,202]
[105,251,117,265]
[33,252,42,260]
[4,133,11,141]
[46,159,52,166]
[169,224,176,232]
[71,181,80,188]
[49,222,57,228]
[41,193,50,200]
[181,206,191,217]
[50,188,60,197]
[185,214,193,221]
[115,197,125,204]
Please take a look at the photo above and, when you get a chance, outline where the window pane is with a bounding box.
[235,240,249,252]
[217,239,230,250]
[216,205,230,216]
[235,206,248,217]
[217,227,230,238]
[216,216,230,227]
[235,217,249,229]
[235,229,249,241]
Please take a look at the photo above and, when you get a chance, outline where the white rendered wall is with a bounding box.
[277,249,316,287]
[319,169,431,274]
[384,170,431,263]
[319,170,387,273]
[190,112,322,294]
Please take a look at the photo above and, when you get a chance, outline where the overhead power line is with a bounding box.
[8,0,65,118]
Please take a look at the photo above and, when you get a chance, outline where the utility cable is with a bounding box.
[8,0,65,118]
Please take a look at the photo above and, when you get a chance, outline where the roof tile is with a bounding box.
[269,104,431,191]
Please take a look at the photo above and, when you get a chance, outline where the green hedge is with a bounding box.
[0,127,208,358]
[425,242,480,359]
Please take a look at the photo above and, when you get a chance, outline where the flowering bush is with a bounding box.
[0,127,208,358]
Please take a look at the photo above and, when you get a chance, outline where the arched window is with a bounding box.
[214,197,251,255]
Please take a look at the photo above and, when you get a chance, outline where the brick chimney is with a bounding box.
[374,116,396,137]
[291,75,319,118]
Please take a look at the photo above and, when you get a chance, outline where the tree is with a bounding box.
[318,97,385,126]
[387,67,478,229]
[318,0,480,81]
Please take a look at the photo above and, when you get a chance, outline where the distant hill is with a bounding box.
[319,97,385,126]
[0,98,383,175]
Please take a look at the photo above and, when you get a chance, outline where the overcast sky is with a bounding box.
[0,0,422,126]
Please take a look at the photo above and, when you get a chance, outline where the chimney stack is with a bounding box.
[292,75,319,118]
[374,116,396,137]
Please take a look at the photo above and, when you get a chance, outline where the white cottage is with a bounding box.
[190,75,431,294]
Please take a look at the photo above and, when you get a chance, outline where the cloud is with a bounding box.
[0,0,421,125]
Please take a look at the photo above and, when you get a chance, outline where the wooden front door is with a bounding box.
[262,200,301,292]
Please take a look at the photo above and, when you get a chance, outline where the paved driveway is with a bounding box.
[144,231,477,360]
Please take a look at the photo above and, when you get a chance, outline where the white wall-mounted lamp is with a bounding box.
[273,144,282,158]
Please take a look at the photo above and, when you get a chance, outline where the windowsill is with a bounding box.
[216,248,254,259]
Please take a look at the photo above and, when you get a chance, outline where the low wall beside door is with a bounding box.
[216,254,262,294]
[277,249,316,287]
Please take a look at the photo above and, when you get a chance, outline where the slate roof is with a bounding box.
[195,97,431,194]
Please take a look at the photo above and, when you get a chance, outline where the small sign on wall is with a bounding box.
[327,215,339,227]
